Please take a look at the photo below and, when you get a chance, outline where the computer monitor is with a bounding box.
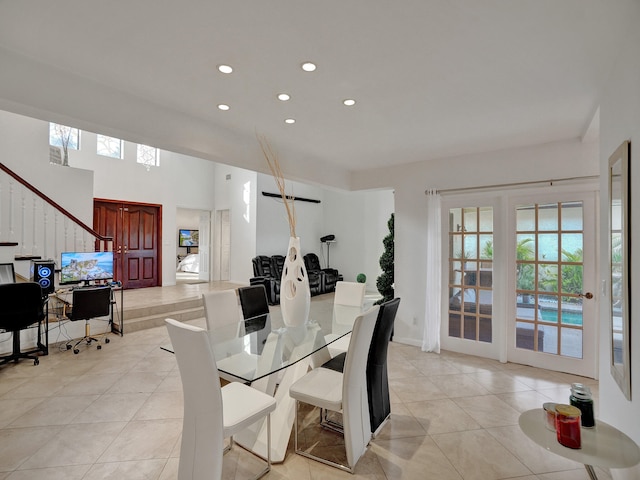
[60,251,114,285]
[0,263,16,284]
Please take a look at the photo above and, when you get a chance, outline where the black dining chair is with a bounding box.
[237,285,271,356]
[0,282,46,366]
[321,297,401,436]
[237,284,270,319]
[366,297,400,435]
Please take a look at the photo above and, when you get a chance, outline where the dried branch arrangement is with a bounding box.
[258,135,296,237]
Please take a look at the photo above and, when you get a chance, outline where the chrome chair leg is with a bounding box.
[294,402,354,474]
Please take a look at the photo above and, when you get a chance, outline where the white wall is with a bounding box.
[255,172,394,291]
[63,131,218,286]
[256,173,325,256]
[213,163,257,284]
[0,110,94,227]
[322,189,394,288]
[0,109,394,289]
[598,22,640,444]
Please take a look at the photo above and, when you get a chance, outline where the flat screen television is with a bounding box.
[178,229,199,247]
[60,251,114,285]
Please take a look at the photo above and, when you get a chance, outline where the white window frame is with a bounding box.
[136,144,160,169]
[97,134,123,159]
[49,123,80,150]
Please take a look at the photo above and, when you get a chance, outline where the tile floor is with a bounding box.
[0,284,610,479]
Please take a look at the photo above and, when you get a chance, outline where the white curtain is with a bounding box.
[422,189,441,353]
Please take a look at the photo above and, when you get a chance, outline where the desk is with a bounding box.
[163,313,354,463]
[519,409,640,479]
[52,284,124,336]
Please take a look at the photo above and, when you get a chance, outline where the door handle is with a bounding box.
[579,292,594,299]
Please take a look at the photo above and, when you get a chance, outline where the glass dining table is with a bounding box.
[162,308,361,463]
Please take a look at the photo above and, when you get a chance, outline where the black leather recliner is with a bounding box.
[303,253,339,294]
[269,254,324,297]
[270,255,284,303]
[250,255,280,305]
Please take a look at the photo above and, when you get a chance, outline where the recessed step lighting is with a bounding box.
[284,118,296,124]
[278,93,291,101]
[217,104,230,111]
[343,99,356,106]
[301,62,316,72]
[217,64,233,74]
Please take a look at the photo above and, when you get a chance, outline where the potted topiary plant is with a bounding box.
[376,213,394,304]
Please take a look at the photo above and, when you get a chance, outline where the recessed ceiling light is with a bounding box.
[343,99,356,106]
[217,64,233,74]
[301,62,316,72]
[217,104,230,111]
[284,118,296,124]
[278,93,291,101]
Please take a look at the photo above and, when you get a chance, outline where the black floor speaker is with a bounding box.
[31,260,56,296]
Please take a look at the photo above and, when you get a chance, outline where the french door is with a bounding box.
[506,191,597,377]
[442,199,502,360]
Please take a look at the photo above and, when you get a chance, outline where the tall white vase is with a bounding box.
[280,237,311,327]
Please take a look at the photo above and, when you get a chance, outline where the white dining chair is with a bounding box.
[166,318,276,480]
[202,289,242,327]
[202,290,258,382]
[289,305,379,473]
[325,281,366,357]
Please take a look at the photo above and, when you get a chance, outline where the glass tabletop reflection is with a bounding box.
[161,312,355,384]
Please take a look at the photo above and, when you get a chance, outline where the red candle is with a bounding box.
[555,404,581,449]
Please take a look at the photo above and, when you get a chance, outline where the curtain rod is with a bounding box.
[261,191,321,204]
[429,175,599,195]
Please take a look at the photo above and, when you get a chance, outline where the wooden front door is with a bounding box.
[94,199,162,289]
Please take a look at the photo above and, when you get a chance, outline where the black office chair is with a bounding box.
[0,282,46,366]
[66,286,112,354]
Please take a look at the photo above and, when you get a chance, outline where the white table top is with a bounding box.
[519,409,640,469]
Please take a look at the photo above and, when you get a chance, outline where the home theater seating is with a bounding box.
[250,254,341,305]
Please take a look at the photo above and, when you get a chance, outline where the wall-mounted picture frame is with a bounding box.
[609,140,631,400]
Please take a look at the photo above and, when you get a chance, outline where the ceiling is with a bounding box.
[0,1,638,188]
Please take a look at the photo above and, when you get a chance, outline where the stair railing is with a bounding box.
[0,162,113,263]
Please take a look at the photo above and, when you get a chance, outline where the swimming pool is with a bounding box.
[540,308,583,326]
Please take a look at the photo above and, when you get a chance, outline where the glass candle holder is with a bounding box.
[555,404,581,449]
[542,402,557,431]
[570,383,595,428]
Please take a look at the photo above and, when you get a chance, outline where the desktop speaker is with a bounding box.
[31,260,56,295]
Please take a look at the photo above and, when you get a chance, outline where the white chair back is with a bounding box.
[202,289,243,348]
[342,305,379,468]
[334,281,365,307]
[165,318,224,480]
[202,289,241,328]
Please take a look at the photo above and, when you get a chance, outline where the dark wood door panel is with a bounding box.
[93,202,123,281]
[94,199,161,289]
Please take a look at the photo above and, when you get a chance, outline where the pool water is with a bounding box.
[540,308,583,326]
